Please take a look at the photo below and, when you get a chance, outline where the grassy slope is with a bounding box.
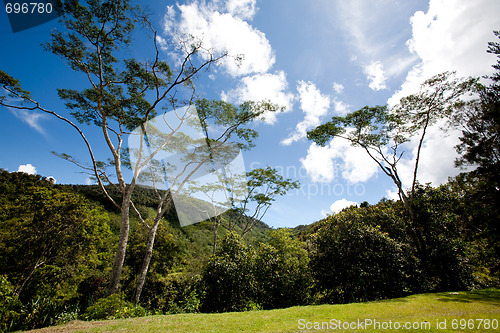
[28,289,500,333]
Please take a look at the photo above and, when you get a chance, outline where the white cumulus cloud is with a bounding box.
[300,143,338,183]
[225,0,257,20]
[364,61,388,91]
[333,82,344,94]
[386,187,400,201]
[332,98,350,116]
[390,0,500,104]
[385,0,500,188]
[300,134,379,184]
[329,136,380,183]
[221,71,294,124]
[330,198,358,214]
[85,177,94,185]
[281,81,331,145]
[18,164,37,175]
[393,120,473,188]
[164,1,275,77]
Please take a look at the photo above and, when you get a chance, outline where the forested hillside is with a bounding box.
[1,161,499,332]
[1,1,499,332]
[0,170,272,331]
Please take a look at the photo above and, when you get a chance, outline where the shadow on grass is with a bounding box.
[378,297,410,304]
[435,288,500,305]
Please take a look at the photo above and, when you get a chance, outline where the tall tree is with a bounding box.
[189,165,299,254]
[229,167,300,238]
[455,30,500,172]
[453,30,500,270]
[307,72,479,227]
[131,98,275,303]
[0,170,113,302]
[0,0,279,302]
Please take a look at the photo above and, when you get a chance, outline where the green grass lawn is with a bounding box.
[27,289,500,333]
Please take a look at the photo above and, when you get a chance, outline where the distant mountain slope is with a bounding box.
[68,184,272,240]
[0,169,273,311]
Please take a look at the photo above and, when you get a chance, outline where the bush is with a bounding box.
[21,297,70,330]
[410,184,475,291]
[54,306,79,325]
[199,232,256,313]
[166,289,200,314]
[310,206,415,304]
[200,230,313,312]
[143,273,201,314]
[0,275,84,332]
[253,229,312,309]
[0,276,21,332]
[83,294,147,320]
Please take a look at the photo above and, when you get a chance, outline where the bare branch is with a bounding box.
[1,86,120,209]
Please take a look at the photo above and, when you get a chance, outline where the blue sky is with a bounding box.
[1,0,500,228]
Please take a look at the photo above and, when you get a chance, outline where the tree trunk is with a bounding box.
[134,222,159,304]
[133,197,175,303]
[109,190,132,294]
[14,258,45,296]
[212,218,220,255]
[400,192,427,262]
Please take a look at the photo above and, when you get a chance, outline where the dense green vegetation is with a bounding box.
[0,170,272,331]
[307,182,497,305]
[1,38,499,326]
[1,159,499,331]
[1,0,285,304]
[25,289,500,333]
[0,0,498,330]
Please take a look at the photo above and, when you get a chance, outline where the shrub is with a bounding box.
[0,275,84,332]
[54,306,79,325]
[200,230,313,312]
[142,272,201,314]
[310,206,414,304]
[410,184,475,291]
[0,276,22,332]
[22,297,61,329]
[83,294,147,320]
[166,289,200,314]
[253,229,312,309]
[199,232,256,313]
